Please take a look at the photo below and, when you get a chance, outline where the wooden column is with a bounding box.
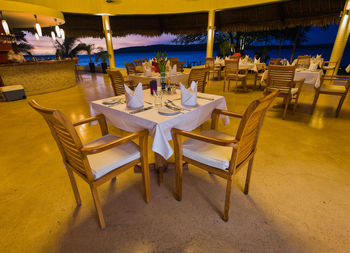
[102,15,116,69]
[206,10,215,58]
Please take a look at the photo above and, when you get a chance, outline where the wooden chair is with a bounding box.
[321,60,338,76]
[124,62,136,75]
[205,57,221,80]
[107,69,135,96]
[141,58,148,63]
[296,55,311,69]
[311,75,350,117]
[134,59,142,66]
[229,55,240,61]
[264,65,304,119]
[224,59,248,91]
[171,90,279,221]
[28,100,150,229]
[254,63,266,88]
[269,58,281,65]
[170,57,179,67]
[177,61,185,72]
[188,67,209,93]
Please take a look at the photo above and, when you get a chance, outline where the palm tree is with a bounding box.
[80,43,95,72]
[55,37,86,58]
[12,32,33,55]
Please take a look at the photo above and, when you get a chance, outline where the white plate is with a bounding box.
[158,107,181,116]
[102,98,121,105]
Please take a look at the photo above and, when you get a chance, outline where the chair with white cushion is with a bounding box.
[264,65,304,119]
[311,75,350,117]
[28,100,150,229]
[171,90,279,221]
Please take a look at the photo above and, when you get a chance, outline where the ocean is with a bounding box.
[29,46,350,71]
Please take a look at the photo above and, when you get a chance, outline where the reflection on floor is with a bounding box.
[1,70,350,253]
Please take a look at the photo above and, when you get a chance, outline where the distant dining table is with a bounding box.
[261,68,324,88]
[127,72,189,86]
[90,89,229,183]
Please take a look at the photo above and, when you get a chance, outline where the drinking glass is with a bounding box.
[154,92,162,108]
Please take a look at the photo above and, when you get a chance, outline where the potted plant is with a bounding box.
[82,43,95,73]
[152,52,168,90]
[95,47,109,73]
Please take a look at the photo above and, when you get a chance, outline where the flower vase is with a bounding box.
[160,72,166,90]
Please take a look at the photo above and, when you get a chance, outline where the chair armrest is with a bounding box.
[171,128,237,147]
[81,130,148,155]
[212,109,243,119]
[73,114,108,136]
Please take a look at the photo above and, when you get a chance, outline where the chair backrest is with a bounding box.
[296,55,311,68]
[233,90,279,167]
[170,57,179,67]
[269,58,281,65]
[256,63,266,72]
[204,57,215,70]
[177,61,185,72]
[107,70,126,96]
[225,59,239,72]
[188,67,209,93]
[229,55,240,61]
[266,65,296,91]
[134,59,142,66]
[141,58,148,63]
[319,75,350,93]
[124,62,136,75]
[28,100,91,179]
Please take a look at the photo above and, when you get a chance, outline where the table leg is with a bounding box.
[154,152,168,185]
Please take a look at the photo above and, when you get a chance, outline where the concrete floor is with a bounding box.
[1,71,350,253]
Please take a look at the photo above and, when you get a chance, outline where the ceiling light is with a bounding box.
[0,11,9,35]
[34,14,42,36]
[35,32,39,41]
[60,28,65,40]
[51,31,56,41]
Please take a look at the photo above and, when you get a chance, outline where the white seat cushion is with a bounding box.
[320,85,346,93]
[84,134,140,179]
[182,129,235,170]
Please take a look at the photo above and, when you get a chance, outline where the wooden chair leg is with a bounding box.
[90,185,106,229]
[293,93,301,113]
[311,92,320,114]
[283,95,290,120]
[223,177,233,222]
[336,95,346,117]
[140,135,150,202]
[244,157,254,195]
[172,133,183,201]
[223,77,226,92]
[66,168,81,206]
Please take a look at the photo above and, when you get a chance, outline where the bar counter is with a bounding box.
[0,59,77,95]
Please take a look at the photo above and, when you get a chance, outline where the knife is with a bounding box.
[129,106,153,114]
[197,96,215,101]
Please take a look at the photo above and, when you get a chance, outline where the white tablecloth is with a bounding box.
[261,69,323,88]
[128,72,189,87]
[90,90,229,160]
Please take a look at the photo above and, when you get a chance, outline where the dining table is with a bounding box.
[90,89,229,184]
[127,72,189,87]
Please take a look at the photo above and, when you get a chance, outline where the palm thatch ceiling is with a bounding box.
[17,0,346,37]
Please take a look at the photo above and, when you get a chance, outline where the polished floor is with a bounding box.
[1,70,350,253]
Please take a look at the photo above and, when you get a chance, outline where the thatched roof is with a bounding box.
[17,0,346,37]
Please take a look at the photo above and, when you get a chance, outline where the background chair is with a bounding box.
[124,62,136,75]
[188,67,209,93]
[321,60,338,76]
[134,59,142,66]
[254,63,267,88]
[141,58,148,63]
[224,59,248,91]
[29,100,150,229]
[311,75,350,117]
[170,57,179,67]
[107,69,136,96]
[296,55,311,69]
[171,91,279,221]
[205,57,221,80]
[269,58,281,65]
[177,61,185,72]
[264,65,304,119]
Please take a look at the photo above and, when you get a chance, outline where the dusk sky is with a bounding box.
[26,25,341,55]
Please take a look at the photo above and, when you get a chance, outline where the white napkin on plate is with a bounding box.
[254,57,260,64]
[180,81,197,107]
[170,64,177,75]
[124,83,144,109]
[309,62,318,71]
[143,64,152,77]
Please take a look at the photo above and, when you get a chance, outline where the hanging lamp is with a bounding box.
[34,14,42,36]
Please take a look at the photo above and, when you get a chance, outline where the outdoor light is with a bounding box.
[0,11,10,35]
[34,14,42,37]
[51,30,56,41]
[35,32,39,41]
[54,18,61,37]
[60,28,65,40]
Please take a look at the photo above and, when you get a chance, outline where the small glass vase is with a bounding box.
[160,72,166,90]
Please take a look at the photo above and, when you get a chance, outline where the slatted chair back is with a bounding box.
[141,58,148,63]
[229,55,240,61]
[170,57,179,67]
[124,62,136,75]
[296,55,311,68]
[134,59,142,66]
[107,70,126,96]
[188,67,209,93]
[204,57,215,70]
[256,63,266,73]
[269,58,281,65]
[233,90,279,168]
[266,65,296,92]
[177,61,185,72]
[28,100,92,179]
[225,59,239,73]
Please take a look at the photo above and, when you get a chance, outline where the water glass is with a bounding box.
[154,92,162,108]
[171,83,177,94]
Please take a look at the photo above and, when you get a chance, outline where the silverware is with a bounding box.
[144,101,153,105]
[129,106,153,114]
[166,100,191,111]
[197,96,215,101]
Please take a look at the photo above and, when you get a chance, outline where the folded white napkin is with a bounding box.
[309,62,318,71]
[346,64,350,73]
[124,83,144,109]
[170,64,177,75]
[254,57,260,64]
[180,81,197,107]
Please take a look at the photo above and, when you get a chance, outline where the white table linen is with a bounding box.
[261,69,323,88]
[128,72,189,87]
[90,90,229,160]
